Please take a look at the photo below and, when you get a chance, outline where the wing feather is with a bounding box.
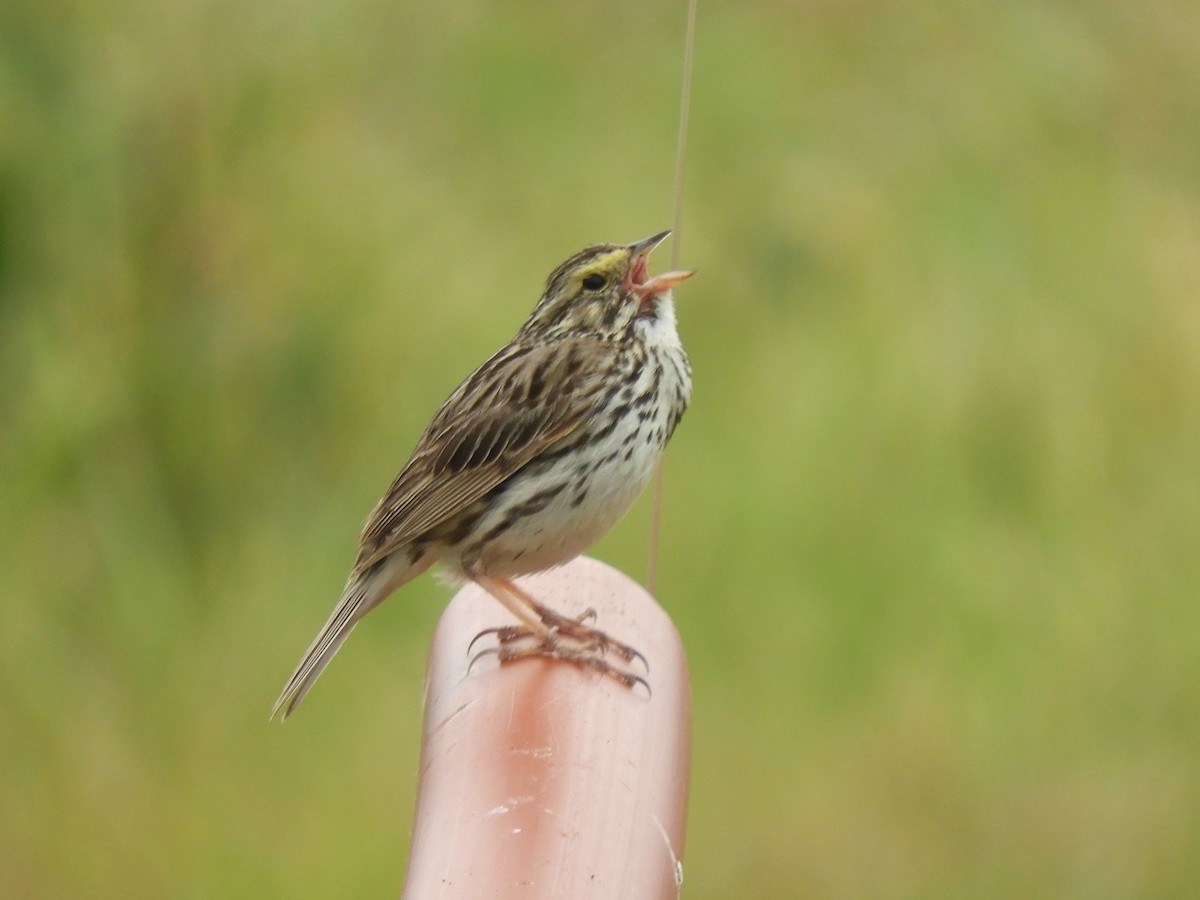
[352,338,602,574]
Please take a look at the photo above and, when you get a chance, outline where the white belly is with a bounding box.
[477,434,662,576]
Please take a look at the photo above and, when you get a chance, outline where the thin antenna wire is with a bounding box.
[648,0,698,594]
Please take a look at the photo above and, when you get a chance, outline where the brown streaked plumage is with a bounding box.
[272,231,693,719]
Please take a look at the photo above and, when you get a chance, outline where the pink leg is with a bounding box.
[469,575,649,690]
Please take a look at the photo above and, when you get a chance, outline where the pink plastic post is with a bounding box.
[401,557,690,899]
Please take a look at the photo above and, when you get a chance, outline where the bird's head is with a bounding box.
[523,231,694,339]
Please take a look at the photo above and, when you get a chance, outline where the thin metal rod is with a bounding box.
[648,0,698,594]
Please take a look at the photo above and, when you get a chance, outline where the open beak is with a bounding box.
[627,230,695,301]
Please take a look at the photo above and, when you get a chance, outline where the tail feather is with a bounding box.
[272,549,438,720]
[271,577,374,721]
[271,578,367,724]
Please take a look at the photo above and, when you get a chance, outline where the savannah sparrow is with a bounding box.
[272,231,693,719]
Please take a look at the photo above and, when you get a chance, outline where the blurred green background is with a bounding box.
[3,0,1200,896]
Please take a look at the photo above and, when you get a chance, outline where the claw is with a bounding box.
[629,646,650,674]
[581,657,651,695]
[468,636,651,693]
[468,641,541,675]
[467,624,530,656]
[467,643,499,674]
[466,627,495,656]
[463,596,649,692]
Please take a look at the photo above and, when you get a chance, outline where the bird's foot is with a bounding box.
[468,605,649,692]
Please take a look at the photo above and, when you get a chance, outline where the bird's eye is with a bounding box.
[582,273,606,291]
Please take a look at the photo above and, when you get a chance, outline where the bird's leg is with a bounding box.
[482,576,645,666]
[469,575,648,688]
[466,581,595,653]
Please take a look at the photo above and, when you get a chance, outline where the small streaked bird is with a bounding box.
[272,231,693,719]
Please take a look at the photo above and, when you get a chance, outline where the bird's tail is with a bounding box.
[272,548,438,720]
[271,573,377,721]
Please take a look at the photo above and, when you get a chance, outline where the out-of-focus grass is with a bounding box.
[3,1,1200,896]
